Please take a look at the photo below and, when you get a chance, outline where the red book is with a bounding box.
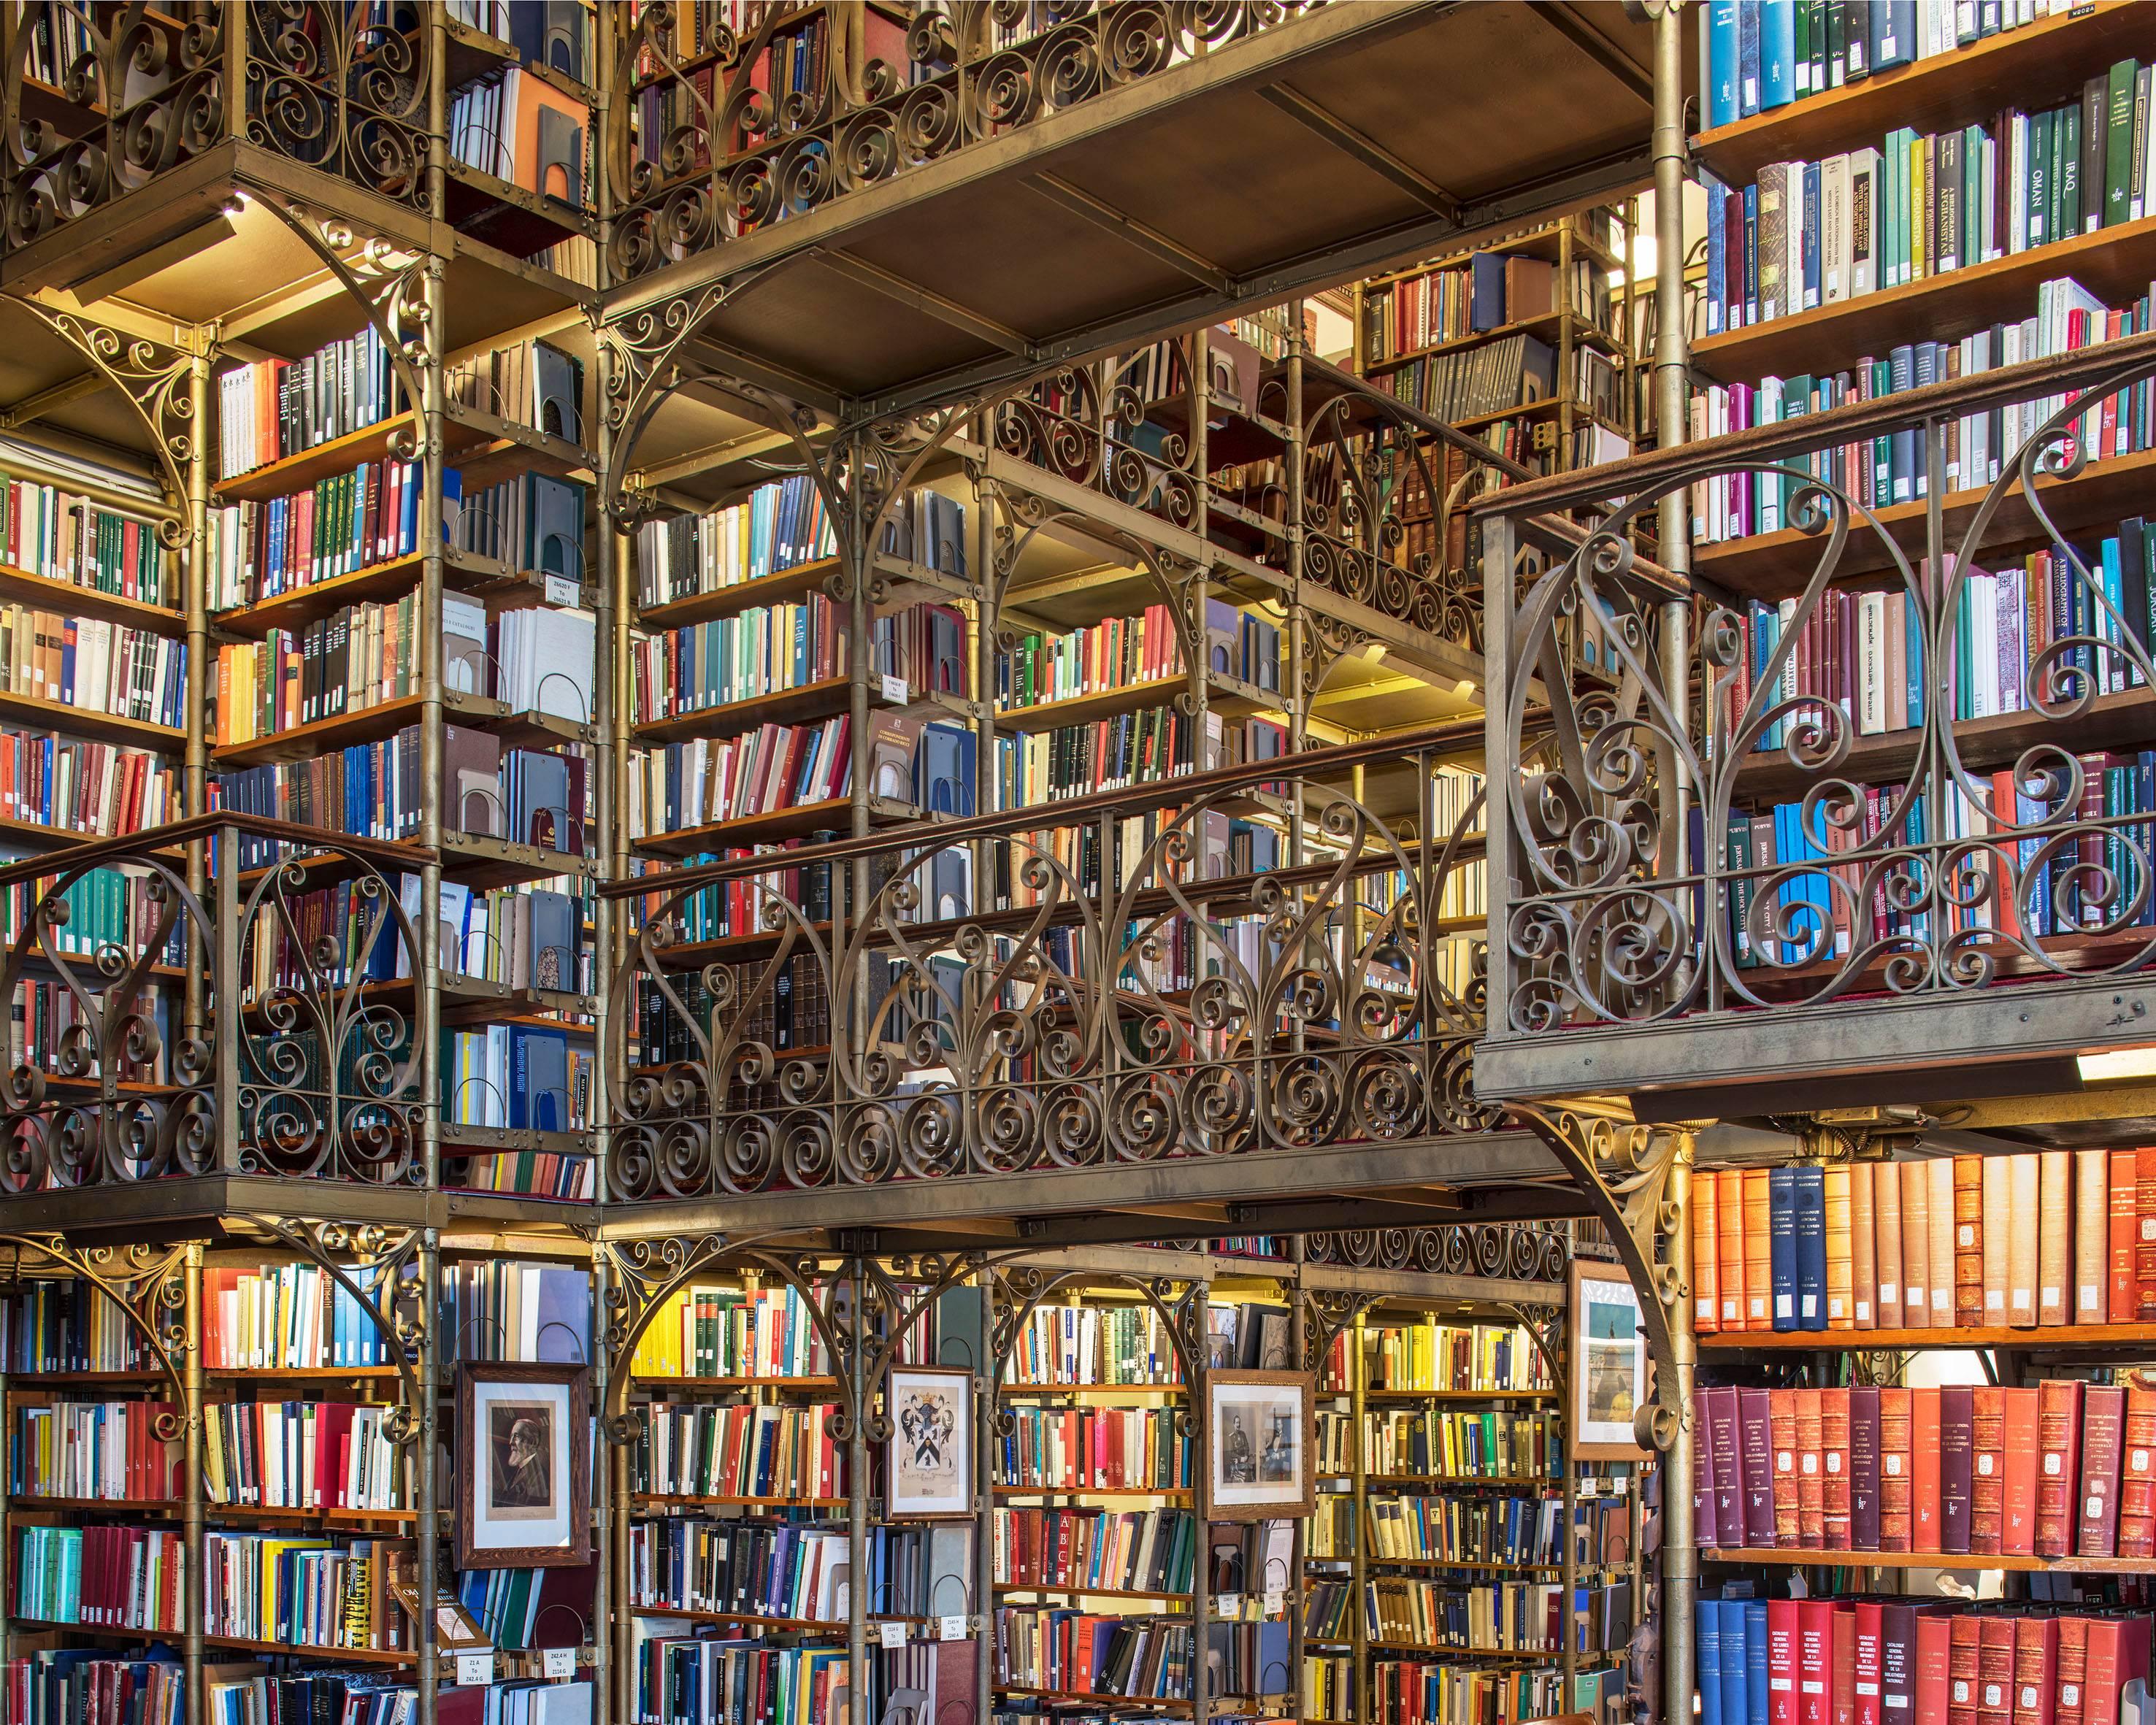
[1855,1602,1886,1725]
[2079,1384,2126,1559]
[2012,1617,2059,1725]
[1879,1386,1914,1551]
[2117,1383,2156,1559]
[1771,1599,1804,1725]
[1978,1618,2017,1725]
[2082,1616,2151,1725]
[1772,1387,1803,1548]
[1950,1615,1982,1725]
[1917,1614,1953,1725]
[1796,1388,1826,1548]
[2037,1379,2085,1558]
[1971,1385,2006,1555]
[1835,1606,1860,1725]
[1821,1388,1854,1548]
[2001,1386,2040,1556]
[2110,1149,2138,1323]
[1911,1388,1943,1552]
[2137,1146,2156,1320]
[1850,1386,1883,1550]
[2057,1618,2089,1725]
[1800,1601,1838,1725]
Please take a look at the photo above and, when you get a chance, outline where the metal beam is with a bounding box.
[1257,85,1463,221]
[813,247,1037,359]
[0,371,104,431]
[680,332,849,420]
[636,424,799,490]
[1024,173,1235,296]
[1526,3,1658,107]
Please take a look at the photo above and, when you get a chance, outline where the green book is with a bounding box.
[2060,101,2083,238]
[1727,812,1757,969]
[2106,58,2138,227]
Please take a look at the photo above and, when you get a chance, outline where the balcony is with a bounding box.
[1474,327,2156,1115]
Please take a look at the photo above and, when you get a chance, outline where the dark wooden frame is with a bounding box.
[1568,1258,1652,1462]
[454,1360,592,1568]
[1202,1368,1316,1522]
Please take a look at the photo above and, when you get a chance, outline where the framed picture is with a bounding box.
[1570,1259,1652,1461]
[1204,1369,1314,1521]
[456,1361,591,1568]
[886,1365,973,1518]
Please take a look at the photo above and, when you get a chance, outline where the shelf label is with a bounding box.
[542,1648,575,1680]
[544,572,579,607]
[881,673,908,704]
[878,1622,908,1650]
[457,1653,496,1688]
[1263,1590,1285,1618]
[1216,1593,1242,1618]
[937,1615,967,1643]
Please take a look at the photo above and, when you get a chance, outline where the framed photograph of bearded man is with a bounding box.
[456,1361,591,1567]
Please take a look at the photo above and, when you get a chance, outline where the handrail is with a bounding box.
[0,815,441,892]
[1475,324,2156,520]
[604,712,1524,902]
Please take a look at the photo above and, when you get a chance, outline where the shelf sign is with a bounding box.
[544,572,579,607]
[937,1615,967,1642]
[542,1648,575,1680]
[457,1653,496,1688]
[881,673,909,704]
[879,1623,908,1650]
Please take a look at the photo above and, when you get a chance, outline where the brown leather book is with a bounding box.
[1771,1386,1802,1548]
[1900,1158,1932,1331]
[1821,1386,1853,1549]
[1948,1614,1982,1725]
[1693,1169,1720,1334]
[1878,1385,1913,1552]
[2111,1148,2140,1323]
[2138,1146,2156,1321]
[1744,1167,1774,1332]
[2000,1386,2039,1556]
[2117,1383,2156,1559]
[2007,1153,2040,1327]
[1719,1166,1748,1330]
[1970,1383,2006,1555]
[1849,1384,1882,1551]
[1825,1164,1856,1332]
[2011,1618,2057,1725]
[1982,1155,2011,1326]
[2037,1377,2086,1559]
[2076,1148,2110,1325]
[1850,1160,1878,1330]
[1795,1386,1825,1549]
[1976,1618,2016,1725]
[1911,1386,1943,1552]
[1954,1156,1987,1327]
[2038,1150,2072,1326]
[1874,1159,1905,1330]
[2054,1616,2087,1725]
[1930,1157,1958,1327]
[2076,1382,2125,1558]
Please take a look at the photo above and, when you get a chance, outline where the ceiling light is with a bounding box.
[2079,1046,2156,1083]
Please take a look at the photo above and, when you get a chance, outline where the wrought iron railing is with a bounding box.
[602,719,1499,1202]
[1477,328,2156,1092]
[605,0,1315,283]
[0,815,429,1191]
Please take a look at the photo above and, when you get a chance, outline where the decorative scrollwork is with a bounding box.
[1303,1221,1573,1282]
[0,1234,191,1415]
[242,1216,425,1442]
[242,1,429,206]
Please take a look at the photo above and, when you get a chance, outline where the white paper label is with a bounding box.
[1954,1683,1971,1704]
[1857,1684,1880,1697]
[938,1615,967,1643]
[1960,1224,1977,1247]
[1779,1296,1795,1318]
[878,1623,907,1650]
[2089,1494,2106,1517]
[2022,1688,2040,1708]
[2141,1218,2155,1242]
[1803,1684,1826,1697]
[1977,1454,1995,1476]
[2042,1287,2060,1307]
[1779,1451,1795,1470]
[542,1648,575,1680]
[1884,1456,1903,1475]
[457,1653,495,1688]
[2013,1288,2032,1309]
[2065,1687,2082,1706]
[1881,1283,1897,1303]
[1885,1698,1910,1711]
[1802,1455,1819,1475]
[1987,1289,2006,1309]
[1217,1594,1243,1618]
[1985,1686,2005,1708]
[2046,1454,2064,1475]
[1854,1301,1870,1321]
[544,572,578,607]
[2136,1449,2151,1471]
[1827,1452,1842,1474]
[881,674,908,704]
[1264,1591,1284,1618]
[2083,1287,2103,1310]
[1830,1298,1847,1318]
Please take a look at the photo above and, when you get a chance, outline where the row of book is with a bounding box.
[451,1148,595,1202]
[628,1520,973,1624]
[632,1402,844,1502]
[624,1282,830,1380]
[997,1407,1192,1494]
[993,1609,1193,1702]
[1364,1659,1576,1725]
[442,1023,588,1134]
[201,1401,404,1513]
[445,74,591,215]
[1325,1407,1564,1483]
[451,472,586,585]
[1368,330,1560,425]
[1694,1151,2156,1334]
[1364,1578,1565,1653]
[202,1263,403,1371]
[628,718,853,838]
[632,597,970,723]
[1692,276,2156,545]
[1,1278,158,1373]
[997,605,1192,709]
[445,339,584,445]
[1362,250,1611,364]
[201,1531,404,1651]
[1695,1378,2156,1558]
[204,459,427,611]
[0,733,175,839]
[1705,0,2082,125]
[0,1651,183,1725]
[9,1399,180,1502]
[0,868,169,964]
[0,477,172,605]
[629,1633,852,1725]
[0,610,185,731]
[993,705,1212,804]
[441,1260,592,1364]
[1703,64,2156,338]
[993,1507,1196,1597]
[213,597,429,743]
[1692,1597,2152,1725]
[1364,1494,1568,1567]
[1320,1320,1552,1394]
[218,329,399,481]
[1007,1302,1183,1387]
[430,879,591,997]
[15,1525,181,1630]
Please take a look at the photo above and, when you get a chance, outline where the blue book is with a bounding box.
[1873,0,1915,69]
[1768,1165,1799,1332]
[1794,1162,1828,1332]
[1719,1598,1751,1725]
[1708,0,1741,128]
[2103,536,2126,690]
[1704,171,1730,334]
[1760,0,1797,109]
[1699,1601,1725,1725]
[1738,0,1762,116]
[1906,591,1925,727]
[1803,161,1822,310]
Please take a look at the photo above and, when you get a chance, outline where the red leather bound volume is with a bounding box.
[1915,1613,1952,1725]
[1912,1387,1944,1552]
[1879,1386,1914,1551]
[1970,1384,2006,1555]
[1800,1600,1836,1725]
[1949,1615,1982,1725]
[2001,1386,2040,1556]
[1707,1385,1744,1543]
[2012,1618,2059,1725]
[1695,1172,1721,1332]
[1771,1598,1803,1725]
[1772,1387,1802,1548]
[2136,1145,2156,1321]
[1722,1167,1749,1330]
[2109,1149,2138,1323]
[2037,1378,2086,1559]
[2082,1615,2151,1725]
[1856,1602,1885,1725]
[1849,1385,1883,1550]
[1796,1387,1826,1549]
[1978,1618,2017,1725]
[1741,1385,1779,1548]
[2077,1383,2126,1559]
[2056,1616,2088,1725]
[1940,1384,1976,1554]
[2116,1383,2156,1559]
[1821,1387,1854,1549]
[1834,1605,1860,1725]
[1696,1388,1720,1548]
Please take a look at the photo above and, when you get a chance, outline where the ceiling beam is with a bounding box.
[1526,4,1657,106]
[1257,85,1463,222]
[0,371,104,431]
[680,332,848,420]
[1024,173,1234,297]
[814,247,1037,359]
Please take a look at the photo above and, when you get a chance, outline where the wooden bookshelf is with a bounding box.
[995,1687,1192,1711]
[0,691,183,750]
[15,1621,419,1666]
[994,1486,1195,1501]
[1700,1320,2156,1351]
[639,556,845,630]
[997,671,1278,731]
[210,688,588,769]
[1701,1546,2156,1572]
[631,1492,849,1510]
[0,561,185,634]
[634,792,922,858]
[215,546,525,636]
[632,675,964,745]
[213,405,590,507]
[1362,309,1624,379]
[1359,1388,1557,1402]
[633,1376,840,1391]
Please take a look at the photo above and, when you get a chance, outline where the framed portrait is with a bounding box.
[1569,1259,1651,1461]
[456,1361,591,1568]
[1204,1370,1314,1522]
[886,1366,973,1518]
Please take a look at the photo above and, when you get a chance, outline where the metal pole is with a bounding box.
[1349,1310,1368,1725]
[183,1241,204,1724]
[1664,1132,1702,1725]
[591,1251,613,1725]
[848,1258,870,1710]
[1651,0,1695,880]
[975,1269,997,1725]
[183,351,211,1047]
[418,1227,442,1725]
[1287,1243,1308,1724]
[418,1,449,1190]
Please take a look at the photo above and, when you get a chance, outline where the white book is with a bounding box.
[2009,114,2028,252]
[1822,153,1852,302]
[1858,591,1887,734]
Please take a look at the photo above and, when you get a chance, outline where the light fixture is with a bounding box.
[1454,677,1478,698]
[2079,1045,2156,1083]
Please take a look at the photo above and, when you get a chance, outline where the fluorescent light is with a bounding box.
[2079,1046,2156,1083]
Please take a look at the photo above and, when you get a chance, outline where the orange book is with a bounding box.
[1694,1171,1720,1334]
[1795,1386,1825,1548]
[1900,1158,1931,1330]
[1850,1160,1877,1329]
[2036,1378,2084,1560]
[1911,1386,1943,1552]
[1879,1386,1913,1551]
[2075,1148,2109,1325]
[1771,1387,1801,1548]
[1744,1167,1773,1332]
[1970,1385,2005,1556]
[1825,1164,1856,1332]
[2111,1148,2140,1323]
[2038,1150,2071,1327]
[1928,1156,1957,1328]
[2118,1383,2156,1559]
[1719,1167,1748,1331]
[2007,1153,2041,1328]
[2138,1147,2156,1321]
[1954,1155,1987,1327]
[1875,1159,1905,1329]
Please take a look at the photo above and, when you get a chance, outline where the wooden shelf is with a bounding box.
[0,562,185,636]
[1362,1557,1563,1573]
[212,548,529,637]
[632,1376,840,1391]
[1361,1643,1559,1660]
[1694,214,2156,384]
[633,675,965,745]
[622,1607,862,1632]
[9,1496,413,1528]
[640,558,845,630]
[15,1620,416,1666]
[994,1486,1194,1500]
[1359,1388,1556,1402]
[1695,444,2156,602]
[1002,1382,1186,1398]
[1691,3,2150,186]
[211,688,587,769]
[1702,1546,2156,1572]
[997,672,1277,732]
[0,691,183,751]
[996,1687,1192,1712]
[1341,1475,1560,1488]
[997,1585,1193,1602]
[631,1493,848,1510]
[214,407,591,507]
[634,794,921,859]
[1701,1321,2156,1351]
[1362,308,1622,377]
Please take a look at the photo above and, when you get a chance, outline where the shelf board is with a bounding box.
[639,558,844,630]
[994,1486,1194,1500]
[1694,213,2156,384]
[1001,1382,1186,1399]
[1691,3,2150,186]
[997,672,1278,732]
[212,548,526,637]
[1361,1643,1558,1660]
[995,1687,1192,1712]
[213,407,591,507]
[1359,1388,1557,1402]
[632,675,967,745]
[632,1493,848,1510]
[1362,308,1622,377]
[209,688,585,768]
[1335,1475,1560,1488]
[633,794,921,859]
[437,1122,592,1158]
[624,1607,860,1632]
[0,691,183,751]
[1362,1557,1563,1573]
[14,1620,416,1666]
[1695,444,2156,602]
[0,815,179,859]
[1700,1321,2156,1351]
[1702,1545,2156,1572]
[444,160,595,258]
[0,562,186,637]
[632,1376,840,1391]
[996,1585,1193,1602]
[8,1496,412,1528]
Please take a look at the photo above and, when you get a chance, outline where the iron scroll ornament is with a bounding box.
[0,1235,191,1430]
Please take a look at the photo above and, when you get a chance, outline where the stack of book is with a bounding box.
[0,475,172,603]
[0,732,176,837]
[629,718,853,837]
[0,608,185,729]
[205,458,425,609]
[1364,1494,1565,1564]
[9,1399,181,1501]
[201,1264,402,1369]
[15,1526,183,1631]
[1358,1407,1564,1480]
[634,1402,843,1502]
[994,1609,1194,1702]
[217,329,399,479]
[1323,1319,1552,1394]
[992,1507,1197,1594]
[1362,248,1611,363]
[0,1651,184,1725]
[442,1022,589,1134]
[1006,1304,1184,1386]
[626,1282,831,1380]
[202,1532,404,1651]
[634,475,851,607]
[995,1406,1191,1494]
[1,1279,158,1372]
[201,1402,404,1513]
